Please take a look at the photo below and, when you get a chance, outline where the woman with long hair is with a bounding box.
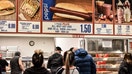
[118,53,132,74]
[56,51,79,74]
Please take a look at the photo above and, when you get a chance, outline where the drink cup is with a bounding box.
[43,0,56,20]
[96,1,104,14]
[102,4,112,17]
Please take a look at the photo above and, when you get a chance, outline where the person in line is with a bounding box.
[47,46,63,74]
[24,49,51,74]
[10,51,25,74]
[118,53,132,74]
[0,54,9,74]
[70,47,96,74]
[56,50,79,74]
[0,65,2,74]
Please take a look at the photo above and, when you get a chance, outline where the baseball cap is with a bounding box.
[55,46,62,51]
[15,51,21,56]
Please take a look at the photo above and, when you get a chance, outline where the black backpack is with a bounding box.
[0,65,2,74]
[51,56,62,67]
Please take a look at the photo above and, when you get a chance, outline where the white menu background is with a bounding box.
[18,21,40,33]
[115,24,132,35]
[43,22,93,34]
[0,20,16,32]
[94,24,113,34]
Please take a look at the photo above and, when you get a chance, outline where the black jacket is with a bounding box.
[0,59,8,72]
[47,53,63,69]
[118,60,132,74]
[24,66,51,74]
[47,53,63,74]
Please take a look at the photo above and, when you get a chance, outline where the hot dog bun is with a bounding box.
[54,3,92,20]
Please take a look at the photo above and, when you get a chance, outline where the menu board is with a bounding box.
[0,0,16,32]
[114,0,132,35]
[0,0,132,36]
[114,0,132,36]
[42,0,93,35]
[18,0,41,33]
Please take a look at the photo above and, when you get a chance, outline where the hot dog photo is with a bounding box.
[43,0,93,22]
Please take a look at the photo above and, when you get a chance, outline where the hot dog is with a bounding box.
[51,3,92,21]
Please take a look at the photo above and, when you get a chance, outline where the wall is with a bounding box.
[55,38,83,54]
[0,37,55,57]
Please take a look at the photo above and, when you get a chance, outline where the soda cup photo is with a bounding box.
[43,0,56,20]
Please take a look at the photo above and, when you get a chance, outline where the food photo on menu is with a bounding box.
[0,0,16,20]
[95,0,113,24]
[43,0,93,22]
[95,0,132,24]
[115,0,132,24]
[18,0,40,21]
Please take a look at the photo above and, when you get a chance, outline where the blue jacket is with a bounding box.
[74,48,96,74]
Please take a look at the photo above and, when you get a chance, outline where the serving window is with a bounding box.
[86,39,126,52]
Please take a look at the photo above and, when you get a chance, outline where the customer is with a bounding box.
[118,53,132,74]
[70,47,96,74]
[56,50,79,74]
[47,46,63,74]
[0,65,2,74]
[10,51,25,74]
[24,49,50,74]
[0,54,9,74]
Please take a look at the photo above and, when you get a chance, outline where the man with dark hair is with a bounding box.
[47,47,63,74]
[10,51,25,74]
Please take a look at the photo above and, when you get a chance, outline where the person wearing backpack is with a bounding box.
[47,47,63,74]
[56,50,80,74]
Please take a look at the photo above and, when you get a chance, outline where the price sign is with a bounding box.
[94,24,113,34]
[18,21,40,33]
[115,24,132,35]
[43,22,93,34]
[80,24,92,33]
[0,20,16,32]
